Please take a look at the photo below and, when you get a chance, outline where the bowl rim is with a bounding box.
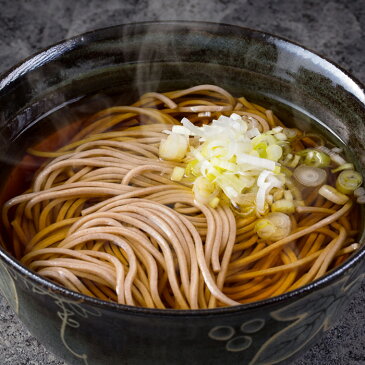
[0,20,364,317]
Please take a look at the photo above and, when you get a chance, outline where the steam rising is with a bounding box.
[0,1,364,180]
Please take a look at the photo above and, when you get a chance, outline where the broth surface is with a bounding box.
[1,85,362,309]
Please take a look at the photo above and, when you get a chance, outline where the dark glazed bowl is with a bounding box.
[0,21,364,365]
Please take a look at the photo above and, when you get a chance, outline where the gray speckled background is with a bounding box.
[0,0,364,364]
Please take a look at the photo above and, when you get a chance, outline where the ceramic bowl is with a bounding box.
[0,21,364,365]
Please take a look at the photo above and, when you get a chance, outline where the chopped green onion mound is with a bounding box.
[159,113,364,224]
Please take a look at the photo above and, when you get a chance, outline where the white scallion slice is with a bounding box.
[170,167,185,181]
[266,144,283,161]
[171,125,192,135]
[181,117,205,137]
[272,126,283,133]
[236,153,276,171]
[293,165,327,187]
[284,190,293,201]
[255,218,275,240]
[282,128,298,139]
[318,185,349,205]
[316,145,346,165]
[287,155,301,168]
[255,212,291,241]
[230,113,242,121]
[336,170,363,194]
[193,176,218,204]
[275,133,287,141]
[159,133,189,161]
[209,197,220,208]
[246,127,260,139]
[271,199,295,214]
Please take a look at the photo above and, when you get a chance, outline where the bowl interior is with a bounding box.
[0,21,365,313]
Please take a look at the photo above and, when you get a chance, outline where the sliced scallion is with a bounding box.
[293,165,327,187]
[336,170,363,194]
[318,185,349,205]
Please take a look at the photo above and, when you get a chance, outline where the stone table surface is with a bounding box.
[0,0,364,364]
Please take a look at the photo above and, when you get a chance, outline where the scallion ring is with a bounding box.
[293,165,327,187]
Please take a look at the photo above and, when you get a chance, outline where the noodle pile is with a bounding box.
[1,85,360,309]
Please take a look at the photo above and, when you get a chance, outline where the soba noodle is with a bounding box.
[1,85,361,309]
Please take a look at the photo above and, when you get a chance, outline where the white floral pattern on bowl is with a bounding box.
[208,269,365,365]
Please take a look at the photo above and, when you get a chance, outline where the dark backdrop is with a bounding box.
[0,0,364,364]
